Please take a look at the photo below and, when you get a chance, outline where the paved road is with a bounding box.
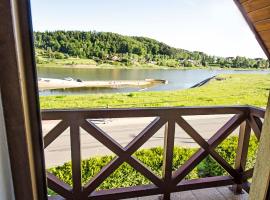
[42,115,238,168]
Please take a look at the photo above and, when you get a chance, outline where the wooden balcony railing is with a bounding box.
[42,106,265,200]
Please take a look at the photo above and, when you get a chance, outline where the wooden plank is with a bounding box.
[234,0,270,60]
[259,30,270,42]
[43,106,265,199]
[254,117,263,132]
[48,196,65,200]
[89,184,160,200]
[247,116,262,140]
[233,121,251,193]
[210,151,241,181]
[235,122,251,172]
[249,106,266,119]
[126,156,164,188]
[70,124,82,198]
[177,115,241,180]
[172,149,208,185]
[41,106,248,120]
[267,182,270,199]
[125,117,167,153]
[162,120,176,199]
[208,114,245,148]
[242,181,251,193]
[175,176,235,192]
[171,191,197,200]
[44,120,69,148]
[216,186,248,200]
[240,0,249,4]
[255,19,270,31]
[0,0,48,199]
[192,188,226,200]
[242,0,270,13]
[249,94,270,199]
[175,117,209,150]
[242,168,254,180]
[88,177,234,200]
[249,6,270,23]
[83,117,166,195]
[81,120,124,155]
[266,41,270,49]
[47,172,72,199]
[138,195,159,200]
[83,157,124,196]
[173,114,245,185]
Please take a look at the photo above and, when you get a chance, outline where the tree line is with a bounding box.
[34,31,269,68]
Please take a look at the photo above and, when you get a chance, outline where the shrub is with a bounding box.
[54,52,65,59]
[48,135,258,192]
[127,93,135,97]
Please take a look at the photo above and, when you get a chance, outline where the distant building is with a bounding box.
[111,55,120,61]
[149,61,157,65]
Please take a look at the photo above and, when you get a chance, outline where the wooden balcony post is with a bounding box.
[162,119,175,200]
[70,123,82,198]
[249,94,270,200]
[232,120,251,194]
[0,0,47,199]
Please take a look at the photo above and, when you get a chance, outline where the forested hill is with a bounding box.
[34,31,269,69]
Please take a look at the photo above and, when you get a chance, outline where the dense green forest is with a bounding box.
[34,31,269,68]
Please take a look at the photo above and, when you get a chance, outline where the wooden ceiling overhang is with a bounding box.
[234,0,270,60]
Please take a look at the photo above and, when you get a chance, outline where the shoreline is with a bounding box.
[38,78,168,90]
[37,63,269,71]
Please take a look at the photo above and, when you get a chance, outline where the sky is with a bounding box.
[30,0,267,59]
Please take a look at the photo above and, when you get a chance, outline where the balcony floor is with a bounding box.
[124,186,248,200]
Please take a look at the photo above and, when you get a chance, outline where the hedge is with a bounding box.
[48,135,258,193]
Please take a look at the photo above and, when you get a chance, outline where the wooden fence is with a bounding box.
[42,106,265,200]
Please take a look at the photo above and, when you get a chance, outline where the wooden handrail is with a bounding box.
[42,106,265,200]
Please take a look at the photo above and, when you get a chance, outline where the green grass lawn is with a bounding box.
[40,74,270,109]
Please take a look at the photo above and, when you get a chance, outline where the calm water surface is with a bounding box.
[37,67,269,96]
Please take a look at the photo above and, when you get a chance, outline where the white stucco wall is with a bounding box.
[0,91,15,200]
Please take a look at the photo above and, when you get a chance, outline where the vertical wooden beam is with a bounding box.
[267,181,270,200]
[70,123,82,199]
[233,121,251,193]
[249,93,270,200]
[162,119,175,200]
[0,0,47,199]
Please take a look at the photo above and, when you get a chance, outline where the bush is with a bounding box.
[127,93,135,97]
[54,52,65,59]
[157,59,179,68]
[48,135,258,191]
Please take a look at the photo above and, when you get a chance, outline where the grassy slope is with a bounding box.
[40,74,270,109]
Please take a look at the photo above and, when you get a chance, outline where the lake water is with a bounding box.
[37,67,269,96]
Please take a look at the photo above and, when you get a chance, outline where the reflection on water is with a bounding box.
[37,67,269,96]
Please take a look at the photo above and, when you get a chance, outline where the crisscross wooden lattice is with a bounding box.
[42,106,265,200]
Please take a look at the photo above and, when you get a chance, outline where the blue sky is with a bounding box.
[30,0,266,58]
